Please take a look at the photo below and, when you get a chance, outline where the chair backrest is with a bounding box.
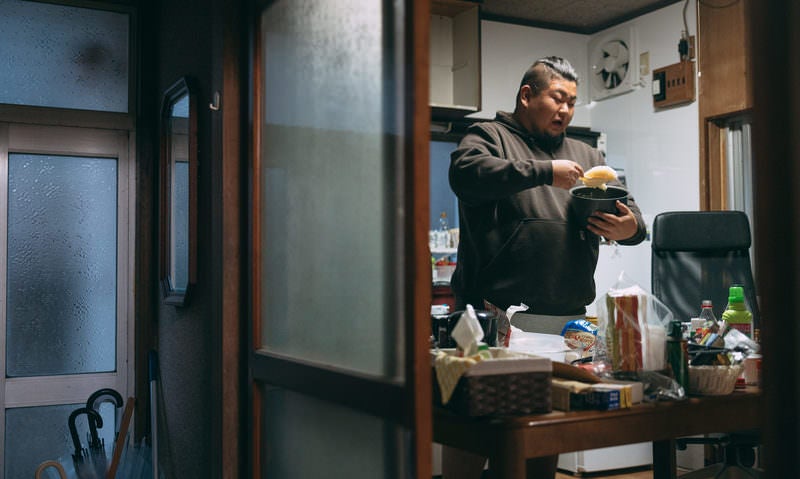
[651,211,759,330]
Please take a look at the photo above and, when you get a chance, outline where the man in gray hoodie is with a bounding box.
[443,56,646,478]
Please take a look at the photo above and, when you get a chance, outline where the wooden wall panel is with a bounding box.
[697,0,752,116]
[697,0,752,210]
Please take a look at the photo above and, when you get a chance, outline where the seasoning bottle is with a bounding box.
[722,285,753,338]
[667,320,689,391]
[698,300,717,330]
[697,299,725,346]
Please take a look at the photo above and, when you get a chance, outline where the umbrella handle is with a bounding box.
[86,388,124,447]
[68,407,103,456]
[35,460,67,479]
[86,388,123,411]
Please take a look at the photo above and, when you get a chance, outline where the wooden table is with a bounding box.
[433,388,761,479]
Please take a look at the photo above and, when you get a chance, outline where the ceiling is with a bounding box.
[477,0,684,34]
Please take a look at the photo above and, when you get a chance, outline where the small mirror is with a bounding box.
[159,76,197,306]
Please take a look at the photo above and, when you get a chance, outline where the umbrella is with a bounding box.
[38,393,149,479]
[148,351,159,479]
[85,388,124,476]
[68,407,104,479]
[35,460,67,479]
[106,397,135,479]
[113,437,153,479]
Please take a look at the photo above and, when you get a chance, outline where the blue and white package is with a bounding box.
[561,319,598,350]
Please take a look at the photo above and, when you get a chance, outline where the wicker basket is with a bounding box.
[433,349,552,416]
[688,365,743,396]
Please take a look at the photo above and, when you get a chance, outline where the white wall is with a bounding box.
[475,21,591,126]
[473,1,700,310]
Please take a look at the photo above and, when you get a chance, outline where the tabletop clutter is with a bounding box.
[431,274,761,417]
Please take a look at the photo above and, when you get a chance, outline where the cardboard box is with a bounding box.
[551,378,641,411]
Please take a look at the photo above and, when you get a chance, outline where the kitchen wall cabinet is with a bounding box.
[430,0,480,120]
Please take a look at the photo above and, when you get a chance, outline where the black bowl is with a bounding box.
[569,185,628,227]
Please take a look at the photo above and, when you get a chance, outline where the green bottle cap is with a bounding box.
[728,285,745,303]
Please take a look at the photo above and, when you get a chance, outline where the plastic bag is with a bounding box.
[506,326,572,362]
[594,272,675,376]
[483,300,529,347]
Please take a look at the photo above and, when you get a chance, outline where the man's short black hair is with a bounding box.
[517,56,579,102]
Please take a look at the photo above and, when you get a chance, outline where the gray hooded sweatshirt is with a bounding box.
[448,111,646,315]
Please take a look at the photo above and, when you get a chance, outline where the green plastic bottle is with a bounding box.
[667,320,688,391]
[722,285,753,338]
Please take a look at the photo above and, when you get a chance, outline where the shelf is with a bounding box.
[431,247,457,255]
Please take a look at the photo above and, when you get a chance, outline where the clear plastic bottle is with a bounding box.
[722,285,753,338]
[439,210,449,231]
[437,211,449,248]
[698,299,718,332]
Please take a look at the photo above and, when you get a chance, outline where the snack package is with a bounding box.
[595,272,674,377]
[561,319,598,351]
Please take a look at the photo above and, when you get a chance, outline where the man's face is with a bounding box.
[520,78,577,138]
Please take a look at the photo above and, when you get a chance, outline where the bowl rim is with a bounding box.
[569,184,628,199]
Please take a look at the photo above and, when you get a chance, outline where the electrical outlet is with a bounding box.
[639,51,650,76]
[652,60,695,109]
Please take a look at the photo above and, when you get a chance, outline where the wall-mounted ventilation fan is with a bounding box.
[589,26,637,101]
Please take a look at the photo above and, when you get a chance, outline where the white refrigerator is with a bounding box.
[558,442,653,474]
[557,217,656,474]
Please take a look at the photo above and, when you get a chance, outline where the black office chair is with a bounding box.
[651,210,762,479]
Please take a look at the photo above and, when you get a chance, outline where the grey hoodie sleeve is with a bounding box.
[448,124,553,205]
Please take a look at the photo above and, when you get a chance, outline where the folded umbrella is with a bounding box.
[107,397,136,479]
[85,388,124,477]
[68,407,104,479]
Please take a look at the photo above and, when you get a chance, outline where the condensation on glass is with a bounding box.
[260,386,405,478]
[4,402,117,478]
[6,154,117,377]
[0,0,129,112]
[259,0,405,378]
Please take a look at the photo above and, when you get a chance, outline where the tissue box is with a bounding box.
[433,348,552,416]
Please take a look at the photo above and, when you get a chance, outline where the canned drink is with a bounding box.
[743,354,762,386]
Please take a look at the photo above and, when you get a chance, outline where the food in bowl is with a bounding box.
[579,165,618,190]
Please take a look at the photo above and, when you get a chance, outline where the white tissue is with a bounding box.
[452,304,484,356]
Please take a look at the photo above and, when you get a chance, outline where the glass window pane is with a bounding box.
[6,153,118,377]
[171,160,189,291]
[259,0,404,377]
[4,403,117,479]
[261,386,404,479]
[0,0,129,112]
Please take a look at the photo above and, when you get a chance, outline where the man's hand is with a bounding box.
[586,201,639,241]
[551,159,584,190]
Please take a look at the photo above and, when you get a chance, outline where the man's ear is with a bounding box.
[519,84,533,106]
